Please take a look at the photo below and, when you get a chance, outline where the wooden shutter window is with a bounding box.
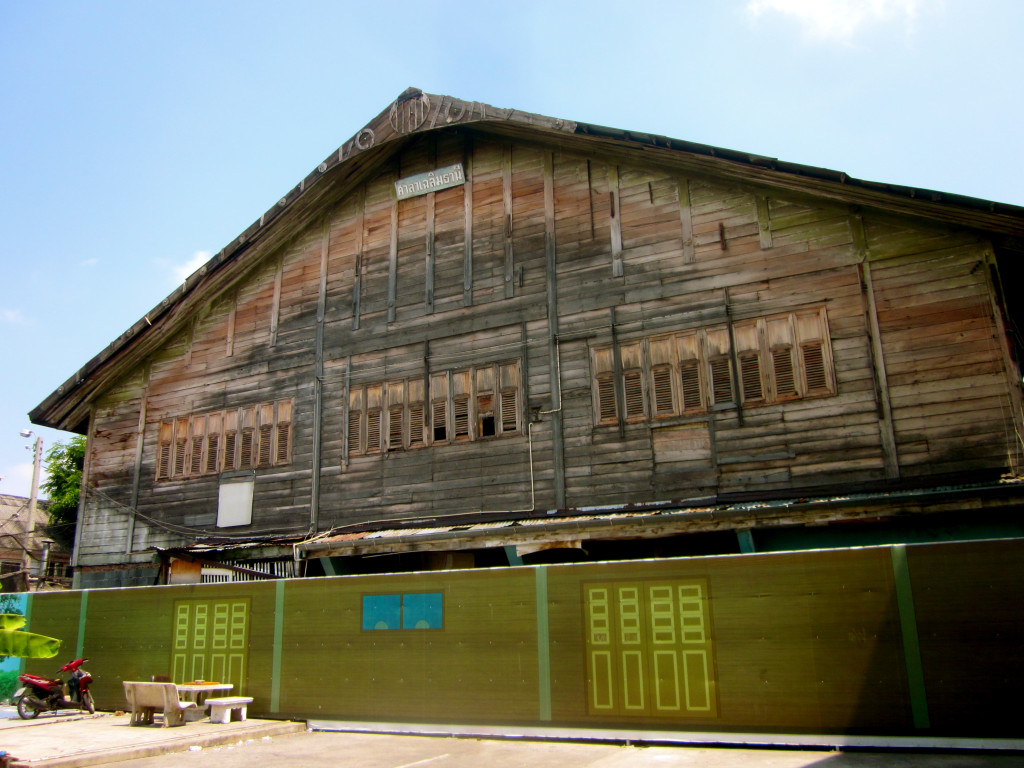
[156,422,173,480]
[388,403,404,450]
[348,407,362,455]
[453,395,470,439]
[239,429,255,468]
[223,410,238,472]
[173,419,188,477]
[652,365,674,416]
[802,342,828,393]
[679,361,702,412]
[772,346,797,398]
[710,357,733,404]
[597,374,617,423]
[409,401,425,446]
[275,401,292,464]
[500,389,518,433]
[432,399,447,442]
[368,411,385,454]
[623,370,644,419]
[205,433,220,474]
[739,354,764,402]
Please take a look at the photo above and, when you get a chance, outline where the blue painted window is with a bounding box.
[362,592,443,630]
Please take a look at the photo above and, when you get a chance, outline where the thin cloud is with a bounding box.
[745,0,923,44]
[81,258,98,268]
[1,308,27,325]
[170,250,213,286]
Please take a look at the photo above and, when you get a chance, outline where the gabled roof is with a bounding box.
[30,88,1024,433]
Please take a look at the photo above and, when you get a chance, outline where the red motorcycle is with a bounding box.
[14,658,95,718]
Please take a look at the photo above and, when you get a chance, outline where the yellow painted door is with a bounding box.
[171,599,250,693]
[585,580,715,718]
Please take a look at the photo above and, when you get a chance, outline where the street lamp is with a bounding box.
[20,430,43,590]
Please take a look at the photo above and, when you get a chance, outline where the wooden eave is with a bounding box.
[30,88,1024,433]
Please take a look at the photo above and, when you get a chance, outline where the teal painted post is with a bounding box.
[890,545,930,729]
[76,591,88,659]
[535,567,552,721]
[270,580,285,713]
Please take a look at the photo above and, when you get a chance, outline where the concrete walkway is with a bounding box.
[0,707,304,767]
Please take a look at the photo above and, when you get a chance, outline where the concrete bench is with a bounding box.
[123,681,195,727]
[204,696,254,724]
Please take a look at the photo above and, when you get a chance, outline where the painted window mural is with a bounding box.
[584,579,716,719]
[171,598,250,693]
[362,592,444,630]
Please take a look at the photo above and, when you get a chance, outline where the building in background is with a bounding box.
[0,494,70,591]
[27,90,1024,590]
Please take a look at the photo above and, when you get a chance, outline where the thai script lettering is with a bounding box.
[394,163,466,200]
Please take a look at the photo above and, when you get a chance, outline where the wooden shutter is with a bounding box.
[366,384,383,453]
[593,347,618,423]
[734,322,764,404]
[239,407,256,468]
[706,328,733,405]
[387,380,405,451]
[476,366,495,437]
[430,373,448,443]
[408,380,425,447]
[223,409,239,471]
[156,421,173,479]
[275,400,292,464]
[173,418,189,477]
[796,309,832,395]
[257,403,275,467]
[348,388,363,455]
[205,412,222,474]
[802,343,828,392]
[499,362,519,434]
[621,342,645,420]
[767,316,797,400]
[452,370,471,439]
[189,416,206,475]
[676,333,704,412]
[649,337,676,416]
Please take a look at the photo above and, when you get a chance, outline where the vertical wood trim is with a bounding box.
[387,185,398,323]
[71,406,97,571]
[678,177,694,264]
[270,254,283,346]
[520,323,530,428]
[853,216,900,480]
[225,292,237,357]
[609,165,623,277]
[724,288,744,427]
[756,195,773,249]
[610,308,625,437]
[310,219,330,532]
[352,187,365,330]
[544,151,566,509]
[463,137,474,306]
[342,356,352,468]
[125,364,150,554]
[535,566,552,721]
[503,143,515,299]
[184,318,195,367]
[270,579,285,713]
[426,190,436,313]
[891,545,930,729]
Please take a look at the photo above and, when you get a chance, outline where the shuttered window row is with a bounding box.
[348,360,521,456]
[592,307,834,425]
[156,399,293,480]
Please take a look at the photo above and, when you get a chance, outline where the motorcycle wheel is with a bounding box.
[81,690,96,714]
[16,695,41,720]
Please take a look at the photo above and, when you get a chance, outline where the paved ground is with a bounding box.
[1,707,1021,768]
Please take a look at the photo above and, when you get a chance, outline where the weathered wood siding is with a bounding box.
[76,129,1020,563]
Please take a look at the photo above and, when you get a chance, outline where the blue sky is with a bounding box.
[1,0,1022,498]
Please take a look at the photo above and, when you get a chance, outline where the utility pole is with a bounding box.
[20,430,43,591]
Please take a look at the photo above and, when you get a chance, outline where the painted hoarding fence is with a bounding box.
[14,539,1024,737]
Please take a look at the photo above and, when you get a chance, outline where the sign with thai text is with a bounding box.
[395,163,465,200]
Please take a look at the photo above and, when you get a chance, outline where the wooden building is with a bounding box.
[28,89,1024,589]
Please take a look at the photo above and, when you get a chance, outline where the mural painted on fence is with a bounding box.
[584,579,716,719]
[171,598,250,693]
[0,593,28,701]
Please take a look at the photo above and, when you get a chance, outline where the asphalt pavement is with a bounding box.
[1,707,1021,768]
